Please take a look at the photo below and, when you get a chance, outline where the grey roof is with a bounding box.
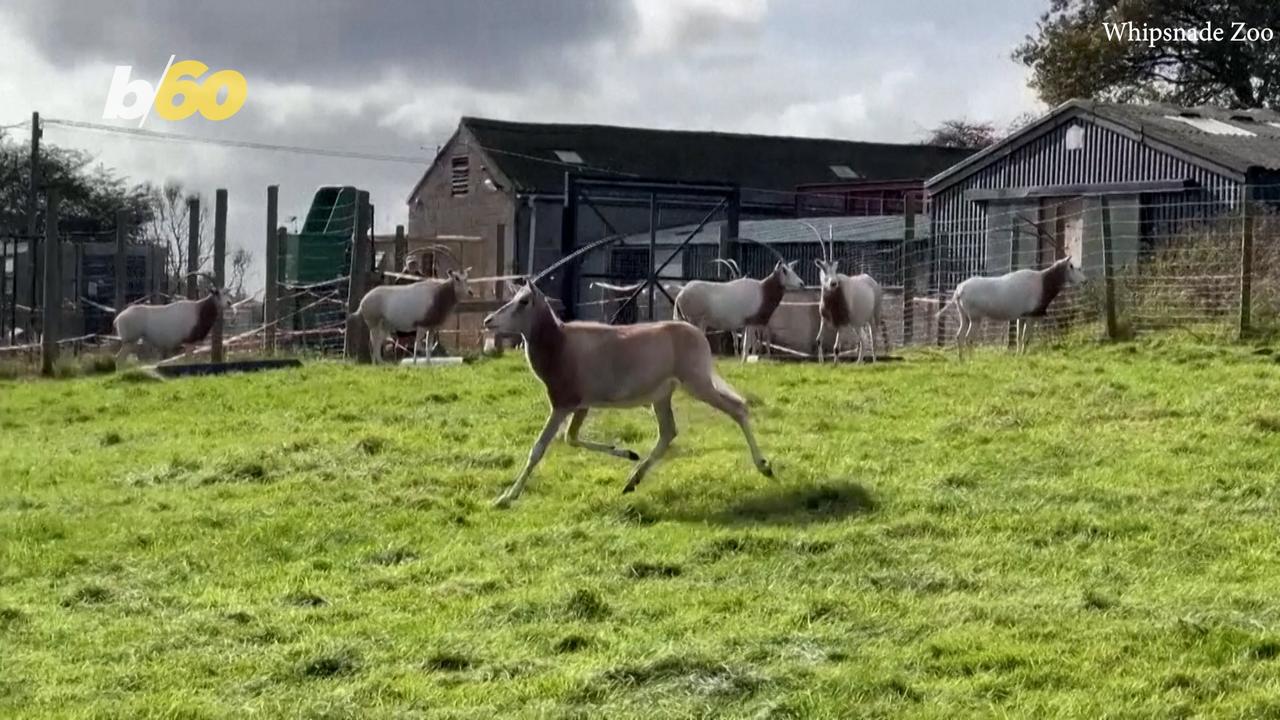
[618,215,929,246]
[927,99,1280,192]
[458,117,974,194]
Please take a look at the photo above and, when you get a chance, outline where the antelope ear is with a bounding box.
[786,260,797,268]
[463,266,472,275]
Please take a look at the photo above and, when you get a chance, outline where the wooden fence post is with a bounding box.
[114,209,129,315]
[264,185,279,354]
[344,190,372,362]
[41,188,59,376]
[393,224,406,274]
[1239,187,1254,338]
[187,196,200,299]
[211,189,227,362]
[1100,197,1119,340]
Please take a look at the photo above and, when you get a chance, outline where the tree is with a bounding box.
[925,119,1001,149]
[1014,0,1280,109]
[140,180,210,293]
[0,129,152,236]
[228,246,252,299]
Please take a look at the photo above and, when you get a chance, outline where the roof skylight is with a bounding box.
[830,164,860,179]
[554,150,584,164]
[1164,115,1256,137]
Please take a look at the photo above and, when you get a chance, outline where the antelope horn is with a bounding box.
[529,232,627,288]
[736,236,788,266]
[711,258,741,279]
[418,243,463,272]
[798,221,829,262]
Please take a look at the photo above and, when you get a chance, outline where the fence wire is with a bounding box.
[6,188,1279,368]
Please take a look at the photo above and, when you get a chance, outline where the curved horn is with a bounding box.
[197,271,220,289]
[735,236,788,267]
[711,258,741,279]
[528,232,628,288]
[417,243,463,273]
[797,221,828,262]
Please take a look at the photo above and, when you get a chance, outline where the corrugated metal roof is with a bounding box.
[457,117,974,194]
[927,99,1280,192]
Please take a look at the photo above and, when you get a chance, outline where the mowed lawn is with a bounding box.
[4,342,1280,719]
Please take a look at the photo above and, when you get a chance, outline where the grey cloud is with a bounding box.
[8,0,634,90]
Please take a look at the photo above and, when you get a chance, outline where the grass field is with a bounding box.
[4,341,1280,718]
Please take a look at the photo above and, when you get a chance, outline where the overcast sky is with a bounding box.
[0,0,1045,293]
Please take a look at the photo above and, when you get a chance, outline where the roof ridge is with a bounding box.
[460,115,963,151]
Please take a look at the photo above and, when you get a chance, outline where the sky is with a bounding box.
[0,0,1046,293]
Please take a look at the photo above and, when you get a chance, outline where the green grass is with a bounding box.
[4,341,1280,718]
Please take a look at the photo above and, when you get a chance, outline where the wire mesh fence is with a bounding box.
[563,189,1277,358]
[6,185,1280,371]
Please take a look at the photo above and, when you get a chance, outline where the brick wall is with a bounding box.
[407,128,514,285]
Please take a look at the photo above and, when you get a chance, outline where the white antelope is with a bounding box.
[113,281,231,364]
[814,260,883,363]
[352,268,472,363]
[673,260,803,361]
[946,255,1086,357]
[482,279,772,508]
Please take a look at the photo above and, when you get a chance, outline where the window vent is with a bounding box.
[1064,124,1085,150]
[450,156,470,196]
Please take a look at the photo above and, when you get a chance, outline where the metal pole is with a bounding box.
[647,193,657,321]
[344,190,372,362]
[1239,186,1254,338]
[211,188,227,362]
[27,111,40,337]
[1007,221,1020,349]
[0,235,7,342]
[1100,197,1118,340]
[559,173,579,320]
[186,196,200,299]
[41,188,58,376]
[902,194,916,345]
[114,209,128,317]
[724,186,740,267]
[264,186,279,354]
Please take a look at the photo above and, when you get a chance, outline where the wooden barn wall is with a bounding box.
[929,119,1241,291]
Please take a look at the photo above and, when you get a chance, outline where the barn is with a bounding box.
[926,99,1280,294]
[407,117,972,320]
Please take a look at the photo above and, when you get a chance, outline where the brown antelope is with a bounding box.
[482,280,773,508]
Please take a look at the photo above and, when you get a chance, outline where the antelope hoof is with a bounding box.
[624,450,640,461]
[758,459,773,478]
[493,494,515,509]
[621,483,636,494]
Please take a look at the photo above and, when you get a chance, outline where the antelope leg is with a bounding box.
[369,325,386,364]
[495,408,570,508]
[565,408,639,460]
[623,395,678,493]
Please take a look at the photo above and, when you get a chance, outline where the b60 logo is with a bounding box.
[103,55,247,126]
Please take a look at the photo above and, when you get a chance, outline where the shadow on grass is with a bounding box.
[621,479,876,526]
